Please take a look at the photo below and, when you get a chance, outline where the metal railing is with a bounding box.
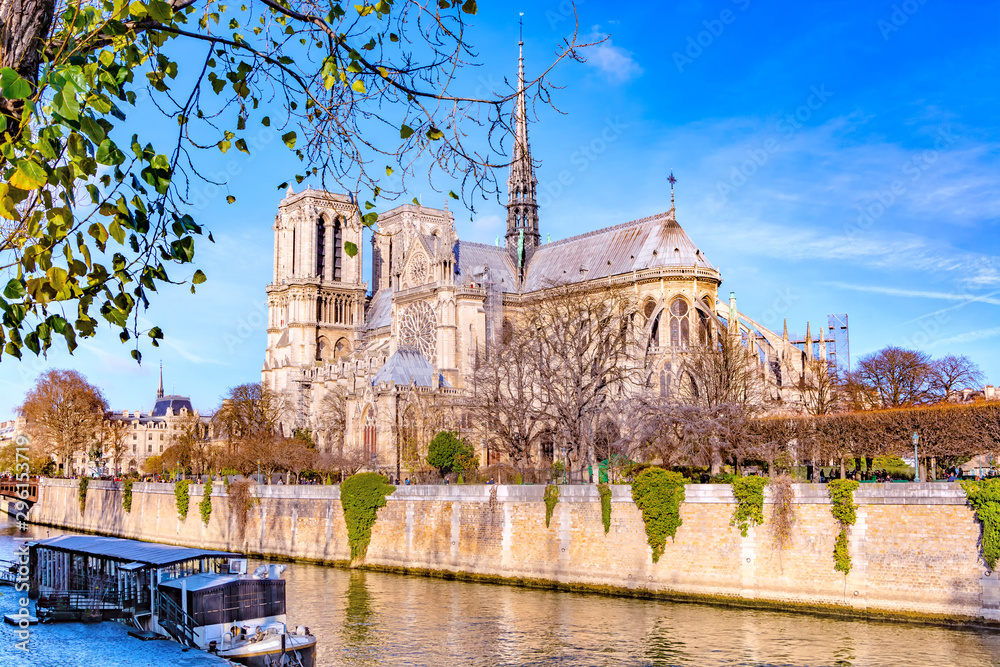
[156,589,198,648]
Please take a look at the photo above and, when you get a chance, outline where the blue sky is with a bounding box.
[2,0,998,415]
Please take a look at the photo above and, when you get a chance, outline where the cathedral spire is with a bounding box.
[157,362,164,399]
[505,23,540,277]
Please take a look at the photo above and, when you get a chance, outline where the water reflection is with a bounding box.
[5,518,1000,666]
[281,563,1000,667]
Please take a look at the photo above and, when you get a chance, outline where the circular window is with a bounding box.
[399,301,437,362]
[670,298,688,317]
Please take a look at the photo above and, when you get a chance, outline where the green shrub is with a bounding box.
[710,473,737,484]
[199,483,213,526]
[598,483,612,534]
[961,478,1000,570]
[122,479,133,513]
[631,468,687,563]
[543,485,559,528]
[78,477,89,514]
[175,480,191,521]
[341,473,395,561]
[731,476,769,537]
[828,479,859,573]
[426,431,475,477]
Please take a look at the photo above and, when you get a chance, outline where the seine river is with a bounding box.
[4,517,1000,666]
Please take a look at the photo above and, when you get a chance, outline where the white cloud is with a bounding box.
[584,29,643,84]
[823,283,1000,306]
[928,326,1000,347]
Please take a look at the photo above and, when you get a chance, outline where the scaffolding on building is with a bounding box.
[827,313,850,375]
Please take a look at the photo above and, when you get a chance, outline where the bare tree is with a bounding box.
[469,317,545,465]
[800,359,841,416]
[164,412,214,475]
[853,346,934,408]
[684,330,767,411]
[213,383,290,442]
[100,419,131,476]
[930,354,986,401]
[531,286,647,474]
[18,370,108,476]
[315,386,348,454]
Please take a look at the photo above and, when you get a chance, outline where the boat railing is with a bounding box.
[0,559,17,585]
[155,589,198,648]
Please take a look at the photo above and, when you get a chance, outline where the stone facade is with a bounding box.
[30,478,997,623]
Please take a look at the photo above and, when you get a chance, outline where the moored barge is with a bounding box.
[28,535,316,666]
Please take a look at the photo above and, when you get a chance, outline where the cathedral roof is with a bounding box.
[522,210,715,291]
[454,241,518,291]
[365,288,392,330]
[371,349,451,388]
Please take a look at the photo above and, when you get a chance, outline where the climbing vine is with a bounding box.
[228,479,258,541]
[598,483,612,534]
[78,477,89,514]
[544,485,560,528]
[199,483,213,526]
[175,480,191,521]
[731,476,769,537]
[631,468,687,563]
[769,474,795,550]
[341,473,396,561]
[828,479,859,573]
[122,479,134,513]
[961,478,1000,571]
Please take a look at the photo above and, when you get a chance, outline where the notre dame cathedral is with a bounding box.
[261,41,837,466]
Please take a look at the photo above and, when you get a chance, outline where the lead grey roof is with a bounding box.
[152,396,194,417]
[522,211,715,292]
[31,535,238,567]
[365,288,391,329]
[454,241,517,292]
[371,349,452,388]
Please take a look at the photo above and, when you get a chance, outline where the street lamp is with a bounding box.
[912,431,920,483]
[371,452,377,473]
[257,459,261,484]
[560,447,567,485]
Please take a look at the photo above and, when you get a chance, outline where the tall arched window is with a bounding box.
[698,308,711,345]
[316,219,326,277]
[332,219,343,281]
[363,409,376,460]
[669,298,690,348]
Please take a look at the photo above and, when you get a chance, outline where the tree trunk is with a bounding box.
[0,0,56,132]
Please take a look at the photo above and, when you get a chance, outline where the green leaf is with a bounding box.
[235,138,249,154]
[344,240,358,257]
[449,190,459,200]
[0,68,31,100]
[461,0,476,13]
[351,80,366,94]
[3,279,26,299]
[192,270,207,285]
[51,86,80,121]
[10,161,47,190]
[282,131,297,148]
[399,124,413,139]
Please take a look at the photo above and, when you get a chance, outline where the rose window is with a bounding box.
[408,254,428,284]
[399,301,437,361]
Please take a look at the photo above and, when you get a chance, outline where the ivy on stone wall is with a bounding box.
[78,477,89,514]
[544,485,560,528]
[199,484,213,526]
[228,479,257,542]
[828,479,859,574]
[175,480,191,521]
[341,473,395,561]
[731,476,769,537]
[122,479,133,513]
[961,478,1000,571]
[631,468,687,563]
[598,483,612,534]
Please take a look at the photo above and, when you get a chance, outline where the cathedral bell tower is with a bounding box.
[505,35,540,279]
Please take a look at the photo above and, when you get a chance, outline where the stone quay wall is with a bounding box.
[27,478,998,623]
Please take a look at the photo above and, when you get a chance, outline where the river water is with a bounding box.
[4,518,1000,667]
